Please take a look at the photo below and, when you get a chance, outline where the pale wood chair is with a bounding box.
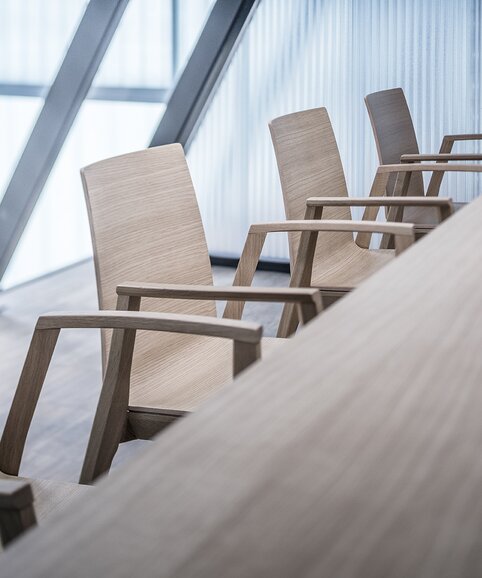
[265,107,463,336]
[80,143,326,475]
[0,309,264,546]
[365,87,482,222]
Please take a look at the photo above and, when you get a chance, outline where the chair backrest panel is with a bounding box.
[365,88,424,197]
[269,108,353,267]
[82,144,216,374]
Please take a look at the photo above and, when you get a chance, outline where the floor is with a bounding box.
[0,260,289,482]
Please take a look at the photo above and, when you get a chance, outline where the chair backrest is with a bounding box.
[365,88,424,196]
[269,107,353,267]
[81,144,216,371]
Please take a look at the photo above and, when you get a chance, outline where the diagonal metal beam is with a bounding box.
[0,0,129,281]
[150,0,259,150]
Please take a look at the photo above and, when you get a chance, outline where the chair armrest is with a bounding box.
[249,219,415,245]
[442,134,482,142]
[36,310,262,344]
[305,196,454,229]
[378,163,482,174]
[377,162,482,200]
[401,153,482,162]
[117,282,321,310]
[305,196,453,209]
[0,480,37,546]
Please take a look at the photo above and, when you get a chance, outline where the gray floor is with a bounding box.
[0,260,289,482]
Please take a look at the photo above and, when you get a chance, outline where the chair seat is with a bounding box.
[129,335,282,413]
[0,471,90,524]
[311,242,394,291]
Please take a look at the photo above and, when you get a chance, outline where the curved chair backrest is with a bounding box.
[81,144,215,372]
[365,88,424,197]
[269,107,353,267]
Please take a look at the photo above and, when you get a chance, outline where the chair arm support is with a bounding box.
[0,480,37,546]
[249,219,415,239]
[305,196,453,209]
[378,163,482,174]
[400,153,482,162]
[36,311,262,345]
[117,282,321,308]
[442,134,482,142]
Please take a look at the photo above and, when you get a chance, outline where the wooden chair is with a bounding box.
[265,107,465,336]
[0,309,265,546]
[80,143,326,477]
[365,87,482,223]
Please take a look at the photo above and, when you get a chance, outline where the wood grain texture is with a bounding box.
[249,219,415,238]
[359,162,481,249]
[269,108,405,294]
[81,144,218,412]
[401,153,482,162]
[117,282,322,305]
[305,195,454,208]
[0,480,36,546]
[377,162,482,174]
[0,473,89,540]
[36,311,263,344]
[365,87,482,206]
[35,311,262,484]
[365,88,425,199]
[442,133,482,141]
[0,262,287,484]
[2,182,482,578]
[82,144,320,415]
[0,306,262,543]
[0,328,60,476]
[223,232,267,320]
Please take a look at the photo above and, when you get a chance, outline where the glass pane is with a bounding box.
[0,0,87,248]
[189,0,482,260]
[93,0,174,88]
[3,101,164,288]
[0,0,87,85]
[0,96,43,201]
[3,0,214,288]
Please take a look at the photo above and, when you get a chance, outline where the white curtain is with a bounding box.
[188,0,482,260]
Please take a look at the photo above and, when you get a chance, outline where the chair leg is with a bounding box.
[79,325,137,485]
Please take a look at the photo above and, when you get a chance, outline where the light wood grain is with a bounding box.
[249,219,414,238]
[377,162,482,174]
[268,108,403,302]
[225,210,414,333]
[0,480,36,547]
[268,107,429,334]
[81,144,321,422]
[441,133,482,141]
[365,88,426,201]
[305,195,454,208]
[36,311,263,344]
[0,308,262,545]
[2,181,482,577]
[0,261,287,484]
[401,153,482,162]
[117,282,322,305]
[365,87,482,202]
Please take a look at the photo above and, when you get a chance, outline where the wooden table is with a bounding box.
[2,197,482,577]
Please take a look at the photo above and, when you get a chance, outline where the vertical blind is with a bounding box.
[188,0,482,260]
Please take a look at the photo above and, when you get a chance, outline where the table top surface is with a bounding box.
[2,196,482,578]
